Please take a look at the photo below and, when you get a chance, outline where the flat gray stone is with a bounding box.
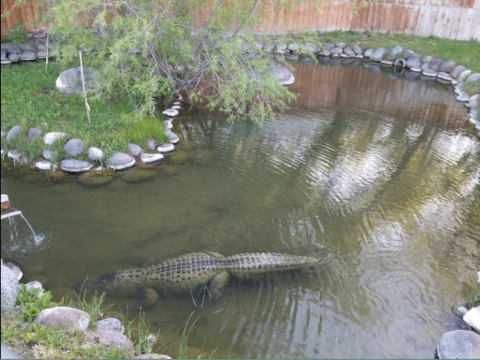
[270,60,295,85]
[457,92,469,102]
[339,53,349,59]
[368,47,386,62]
[438,72,453,81]
[428,58,443,71]
[43,132,67,145]
[157,143,175,153]
[439,61,456,73]
[43,149,56,160]
[97,318,124,333]
[121,170,157,184]
[387,45,403,60]
[60,159,92,173]
[35,307,90,331]
[163,109,179,117]
[36,51,47,59]
[421,62,431,71]
[19,51,37,61]
[88,147,104,161]
[163,120,173,129]
[8,53,20,62]
[329,47,343,55]
[97,330,133,350]
[363,49,374,58]
[344,47,355,56]
[56,67,98,95]
[300,42,318,54]
[19,43,37,52]
[335,42,345,49]
[172,105,181,110]
[6,45,21,54]
[422,68,437,77]
[1,265,19,312]
[436,330,480,359]
[276,42,287,51]
[108,152,136,170]
[466,73,480,83]
[35,160,53,172]
[140,153,164,164]
[6,125,22,141]
[451,65,467,78]
[410,67,422,73]
[318,50,330,57]
[127,143,143,156]
[8,150,21,160]
[458,70,472,82]
[64,138,84,156]
[402,50,414,59]
[381,60,393,66]
[352,45,362,55]
[287,43,299,52]
[406,54,422,69]
[322,42,334,50]
[331,53,339,59]
[165,131,180,144]
[27,127,43,143]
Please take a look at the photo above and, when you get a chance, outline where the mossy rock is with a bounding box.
[121,169,157,184]
[77,174,114,188]
[170,149,190,164]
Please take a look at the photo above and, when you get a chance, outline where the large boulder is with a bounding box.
[352,45,363,55]
[1,265,19,312]
[64,138,84,156]
[35,307,90,331]
[436,330,480,359]
[55,67,98,95]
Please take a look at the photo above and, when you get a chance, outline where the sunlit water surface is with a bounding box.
[2,60,479,359]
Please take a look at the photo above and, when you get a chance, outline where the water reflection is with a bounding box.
[1,61,478,358]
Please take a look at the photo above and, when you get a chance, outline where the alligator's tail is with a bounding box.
[223,252,323,279]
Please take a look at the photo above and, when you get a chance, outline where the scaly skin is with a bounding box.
[79,251,323,301]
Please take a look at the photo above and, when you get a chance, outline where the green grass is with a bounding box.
[286,31,480,72]
[1,62,167,164]
[462,80,480,97]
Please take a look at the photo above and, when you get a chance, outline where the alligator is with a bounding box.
[77,251,328,306]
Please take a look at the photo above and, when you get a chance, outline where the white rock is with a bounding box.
[163,120,173,129]
[173,102,181,105]
[7,150,21,160]
[43,132,67,145]
[140,153,164,164]
[88,147,104,161]
[163,109,179,117]
[25,281,45,297]
[410,67,421,73]
[457,92,469,102]
[172,105,182,110]
[165,131,180,144]
[451,79,458,85]
[60,159,93,173]
[157,143,175,153]
[35,160,53,172]
[463,307,480,332]
[35,307,91,331]
[458,69,472,82]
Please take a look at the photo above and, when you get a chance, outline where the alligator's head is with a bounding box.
[73,272,130,297]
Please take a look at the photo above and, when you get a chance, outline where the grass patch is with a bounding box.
[1,62,168,163]
[467,282,480,308]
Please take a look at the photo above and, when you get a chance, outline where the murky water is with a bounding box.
[2,60,479,358]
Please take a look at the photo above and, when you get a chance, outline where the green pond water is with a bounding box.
[2,60,479,358]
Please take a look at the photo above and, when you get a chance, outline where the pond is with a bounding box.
[2,60,479,359]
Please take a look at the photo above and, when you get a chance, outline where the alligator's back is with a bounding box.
[223,252,321,279]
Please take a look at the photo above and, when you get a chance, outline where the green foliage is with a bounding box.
[7,21,28,45]
[70,282,112,329]
[15,284,61,321]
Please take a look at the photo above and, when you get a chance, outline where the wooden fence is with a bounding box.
[2,0,480,40]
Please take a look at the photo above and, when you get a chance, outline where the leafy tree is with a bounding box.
[5,0,306,124]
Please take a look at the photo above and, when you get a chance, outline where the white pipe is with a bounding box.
[1,211,22,221]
